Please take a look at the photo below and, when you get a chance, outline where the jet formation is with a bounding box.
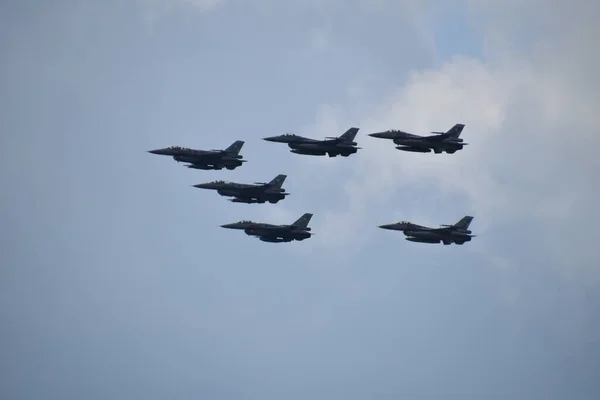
[148,123,475,245]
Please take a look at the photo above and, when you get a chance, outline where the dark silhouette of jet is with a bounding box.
[263,127,360,157]
[221,213,314,243]
[193,174,289,204]
[379,215,475,245]
[148,140,246,170]
[369,123,466,154]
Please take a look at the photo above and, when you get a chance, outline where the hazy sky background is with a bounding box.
[1,0,599,399]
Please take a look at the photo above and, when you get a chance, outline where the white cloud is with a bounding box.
[270,1,600,272]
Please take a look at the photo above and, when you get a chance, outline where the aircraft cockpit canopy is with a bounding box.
[167,145,189,150]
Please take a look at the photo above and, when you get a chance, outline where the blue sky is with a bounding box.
[1,1,599,399]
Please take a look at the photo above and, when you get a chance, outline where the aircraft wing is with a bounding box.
[233,185,267,195]
[319,138,341,145]
[420,134,450,142]
[188,151,224,160]
[300,137,322,143]
[429,226,454,233]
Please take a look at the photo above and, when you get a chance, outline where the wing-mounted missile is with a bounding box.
[186,164,213,170]
[395,146,431,153]
[259,237,285,243]
[230,198,259,203]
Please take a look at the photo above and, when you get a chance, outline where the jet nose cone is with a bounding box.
[369,132,386,138]
[220,223,241,229]
[262,136,280,142]
[378,224,398,230]
[148,148,171,155]
[192,183,214,189]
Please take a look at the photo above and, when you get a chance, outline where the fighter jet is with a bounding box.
[263,127,360,157]
[192,174,290,204]
[148,140,246,170]
[221,213,314,243]
[378,216,475,245]
[368,123,466,154]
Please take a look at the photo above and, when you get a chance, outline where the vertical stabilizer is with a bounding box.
[268,174,287,188]
[454,216,474,230]
[291,213,313,228]
[444,124,465,139]
[339,127,359,142]
[225,140,245,154]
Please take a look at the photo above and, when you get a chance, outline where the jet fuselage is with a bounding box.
[221,214,314,243]
[369,125,466,154]
[393,137,464,154]
[402,229,472,244]
[193,175,289,204]
[263,129,360,157]
[217,187,286,203]
[289,142,358,157]
[148,141,246,170]
[174,154,244,170]
[244,225,311,241]
[378,220,474,245]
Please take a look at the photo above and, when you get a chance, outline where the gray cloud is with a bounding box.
[1,1,599,399]
[287,0,600,267]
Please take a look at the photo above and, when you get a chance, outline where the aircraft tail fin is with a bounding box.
[444,124,465,138]
[339,127,359,142]
[291,213,313,228]
[268,174,287,188]
[454,216,474,230]
[225,140,245,154]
